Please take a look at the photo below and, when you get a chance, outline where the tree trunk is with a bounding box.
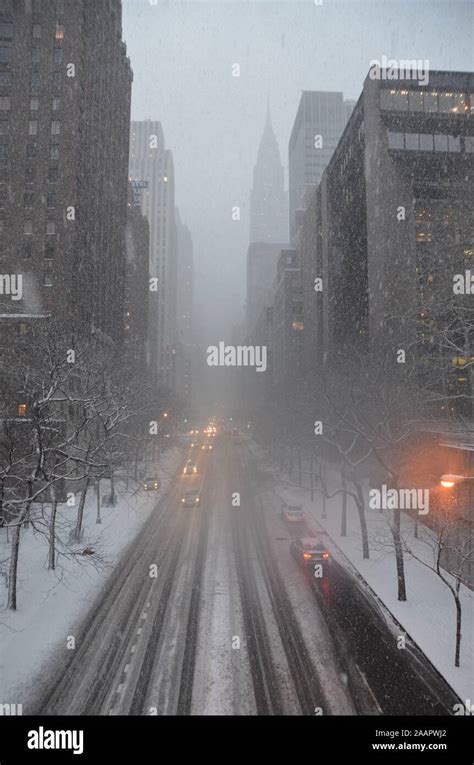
[110,473,116,506]
[74,478,89,542]
[355,481,369,559]
[454,593,462,668]
[391,507,407,601]
[7,515,22,610]
[341,467,347,537]
[48,493,58,571]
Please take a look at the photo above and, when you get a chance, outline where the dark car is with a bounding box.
[181,489,200,508]
[143,477,160,491]
[290,537,330,566]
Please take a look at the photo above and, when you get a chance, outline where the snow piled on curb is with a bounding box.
[0,445,183,704]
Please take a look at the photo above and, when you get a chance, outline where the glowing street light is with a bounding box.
[440,474,474,488]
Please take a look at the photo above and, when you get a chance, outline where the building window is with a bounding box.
[28,119,38,135]
[18,403,28,416]
[46,220,55,235]
[24,192,34,208]
[19,323,29,336]
[44,242,54,259]
[49,144,59,160]
[447,135,461,152]
[52,96,60,111]
[25,167,35,182]
[43,270,53,287]
[52,71,61,88]
[465,136,474,153]
[51,120,60,135]
[0,96,10,110]
[31,47,40,65]
[29,96,39,111]
[0,185,6,206]
[419,133,434,151]
[423,92,438,112]
[47,192,56,208]
[31,73,40,89]
[23,220,33,235]
[405,132,419,151]
[387,131,404,150]
[26,142,37,158]
[0,23,14,40]
[32,24,41,39]
[438,92,454,113]
[0,46,12,64]
[408,91,424,112]
[379,89,393,110]
[48,167,58,182]
[0,119,7,134]
[392,90,409,111]
[23,242,32,259]
[434,134,448,152]
[53,48,63,65]
[55,24,64,41]
[0,142,7,159]
[0,72,12,87]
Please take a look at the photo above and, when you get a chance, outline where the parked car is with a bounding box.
[201,442,213,451]
[181,489,201,508]
[281,503,305,523]
[290,537,330,567]
[143,477,160,492]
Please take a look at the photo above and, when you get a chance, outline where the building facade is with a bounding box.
[288,91,352,242]
[0,0,132,345]
[129,120,178,387]
[297,70,474,413]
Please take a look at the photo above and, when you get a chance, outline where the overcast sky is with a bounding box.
[122,0,473,341]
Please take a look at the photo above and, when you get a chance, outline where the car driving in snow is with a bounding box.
[290,537,330,567]
[280,503,305,523]
[181,489,201,508]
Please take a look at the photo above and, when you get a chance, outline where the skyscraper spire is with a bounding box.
[249,107,288,244]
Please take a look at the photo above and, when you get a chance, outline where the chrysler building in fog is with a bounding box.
[249,105,288,244]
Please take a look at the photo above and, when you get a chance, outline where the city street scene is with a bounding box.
[0,0,473,760]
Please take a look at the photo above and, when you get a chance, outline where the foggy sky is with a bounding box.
[122,0,473,342]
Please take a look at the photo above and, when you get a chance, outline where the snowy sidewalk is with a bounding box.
[0,445,184,704]
[249,440,474,706]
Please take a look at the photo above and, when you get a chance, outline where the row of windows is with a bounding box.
[0,77,63,105]
[27,119,61,135]
[380,88,473,114]
[387,130,474,153]
[22,220,57,234]
[0,48,64,79]
[0,242,57,261]
[30,96,61,110]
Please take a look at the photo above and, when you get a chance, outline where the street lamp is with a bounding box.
[440,474,474,488]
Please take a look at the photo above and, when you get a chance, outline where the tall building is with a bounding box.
[0,0,132,344]
[246,240,287,336]
[129,120,178,386]
[175,210,193,404]
[249,104,288,244]
[288,91,349,242]
[297,69,474,413]
[124,183,150,378]
[271,248,303,402]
